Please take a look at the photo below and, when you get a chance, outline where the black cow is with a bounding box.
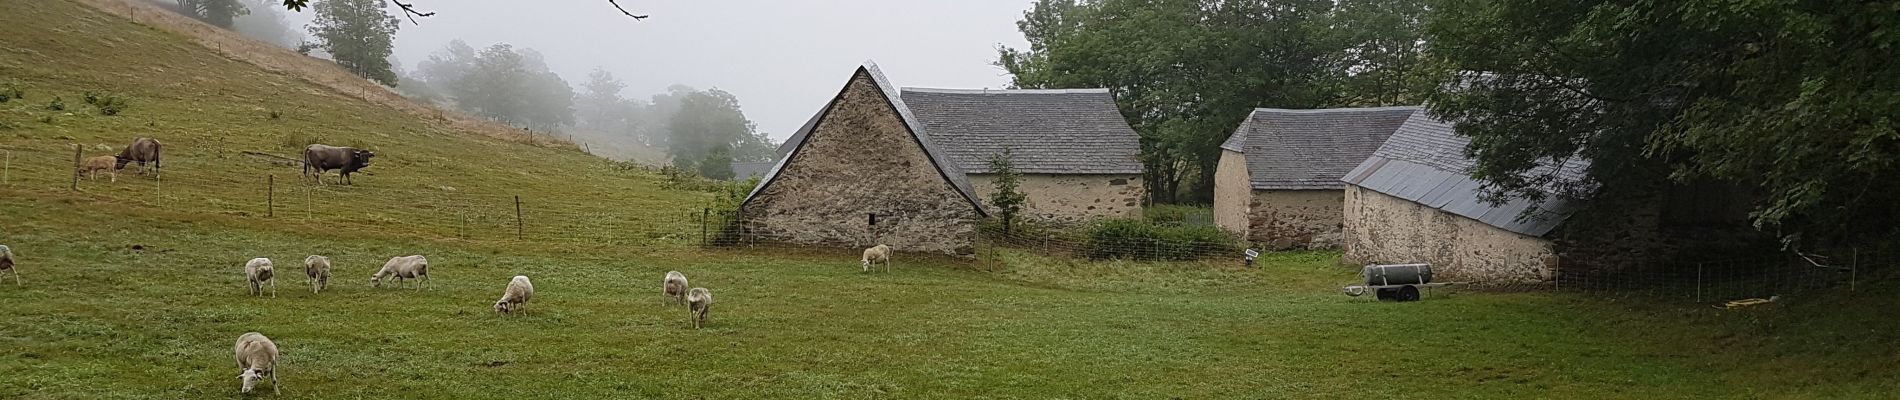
[302,144,375,185]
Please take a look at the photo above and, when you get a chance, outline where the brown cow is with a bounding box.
[114,137,161,177]
[79,155,117,182]
[302,144,375,185]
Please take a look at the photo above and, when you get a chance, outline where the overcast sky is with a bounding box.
[278,0,1033,142]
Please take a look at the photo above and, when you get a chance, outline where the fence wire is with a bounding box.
[3,143,1884,303]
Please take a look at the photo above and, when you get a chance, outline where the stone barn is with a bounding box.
[901,88,1145,225]
[1213,106,1419,249]
[1338,110,1588,283]
[738,62,988,255]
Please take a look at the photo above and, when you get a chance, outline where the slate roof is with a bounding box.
[728,161,775,179]
[1220,106,1420,190]
[745,61,988,216]
[899,88,1143,175]
[1341,110,1592,237]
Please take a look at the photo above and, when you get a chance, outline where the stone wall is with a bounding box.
[967,173,1143,225]
[1341,186,1557,283]
[738,71,982,256]
[1212,150,1252,236]
[1247,189,1344,250]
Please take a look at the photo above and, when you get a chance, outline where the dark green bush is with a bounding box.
[0,86,21,102]
[95,95,126,116]
[83,91,99,105]
[1084,218,1239,261]
[46,96,64,111]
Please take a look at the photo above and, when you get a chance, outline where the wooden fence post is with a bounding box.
[267,174,275,218]
[514,195,524,241]
[71,144,82,190]
[3,149,11,186]
[701,208,709,246]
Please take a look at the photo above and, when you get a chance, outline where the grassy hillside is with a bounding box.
[0,0,707,248]
[2,0,1897,399]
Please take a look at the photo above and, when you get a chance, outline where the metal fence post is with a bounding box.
[514,195,524,241]
[267,174,274,218]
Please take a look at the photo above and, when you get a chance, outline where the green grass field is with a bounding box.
[3,1,1898,398]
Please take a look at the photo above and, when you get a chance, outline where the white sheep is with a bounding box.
[304,255,331,294]
[233,332,281,395]
[687,287,713,329]
[861,244,892,272]
[493,275,535,315]
[370,255,430,290]
[0,244,18,285]
[245,258,276,298]
[663,271,688,305]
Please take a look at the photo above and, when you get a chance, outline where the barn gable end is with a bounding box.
[737,63,986,255]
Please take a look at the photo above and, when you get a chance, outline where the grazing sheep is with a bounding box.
[861,244,892,272]
[370,255,430,290]
[493,275,535,315]
[0,244,18,285]
[686,287,713,329]
[233,332,281,395]
[663,271,688,305]
[78,155,117,182]
[303,255,331,294]
[245,258,276,298]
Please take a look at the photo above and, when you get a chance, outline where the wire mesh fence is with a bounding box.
[3,142,1884,303]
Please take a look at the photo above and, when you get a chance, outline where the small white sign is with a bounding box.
[1244,249,1259,260]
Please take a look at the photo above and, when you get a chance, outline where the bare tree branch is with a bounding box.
[608,0,649,20]
[387,0,435,25]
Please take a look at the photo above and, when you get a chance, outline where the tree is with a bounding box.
[1424,0,1900,246]
[988,148,1029,234]
[576,68,630,133]
[999,0,1419,204]
[666,88,759,169]
[179,0,250,29]
[232,0,301,49]
[698,145,736,180]
[416,42,576,131]
[307,0,400,86]
[273,0,648,22]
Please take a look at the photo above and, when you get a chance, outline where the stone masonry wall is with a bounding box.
[967,173,1143,225]
[1341,186,1557,283]
[1213,150,1252,236]
[738,71,981,255]
[1248,189,1344,250]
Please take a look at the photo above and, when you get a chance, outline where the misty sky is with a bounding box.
[277,0,1034,142]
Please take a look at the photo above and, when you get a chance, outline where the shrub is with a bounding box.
[269,110,282,120]
[282,131,323,150]
[0,86,21,102]
[1083,218,1239,261]
[83,91,99,105]
[46,96,64,111]
[95,95,127,116]
[1144,204,1214,226]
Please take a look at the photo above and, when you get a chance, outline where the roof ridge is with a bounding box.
[1249,106,1423,115]
[901,87,1111,95]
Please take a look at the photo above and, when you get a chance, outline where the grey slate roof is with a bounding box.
[728,161,775,179]
[899,88,1143,175]
[745,61,988,216]
[1220,106,1420,190]
[1341,110,1592,237]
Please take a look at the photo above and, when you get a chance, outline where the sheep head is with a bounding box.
[238,368,263,393]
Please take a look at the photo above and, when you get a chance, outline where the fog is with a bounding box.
[274,0,1032,142]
